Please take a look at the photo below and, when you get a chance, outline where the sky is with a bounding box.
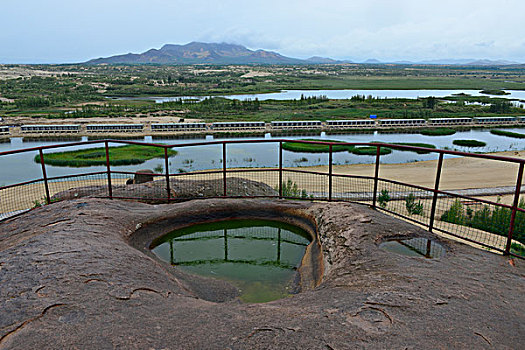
[1,0,524,64]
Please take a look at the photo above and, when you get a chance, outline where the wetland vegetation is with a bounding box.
[452,139,487,147]
[490,129,525,139]
[1,64,524,124]
[34,144,176,167]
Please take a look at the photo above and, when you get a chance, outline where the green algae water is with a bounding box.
[151,219,311,303]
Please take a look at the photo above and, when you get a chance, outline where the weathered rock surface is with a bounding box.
[0,198,524,349]
[51,177,278,203]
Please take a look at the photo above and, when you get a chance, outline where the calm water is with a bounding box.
[379,238,445,259]
[151,219,311,303]
[115,89,525,103]
[0,127,524,186]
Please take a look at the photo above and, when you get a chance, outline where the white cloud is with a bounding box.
[1,0,524,63]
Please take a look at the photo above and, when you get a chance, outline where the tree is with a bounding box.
[422,96,436,109]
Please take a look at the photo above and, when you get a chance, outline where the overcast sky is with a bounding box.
[1,0,524,64]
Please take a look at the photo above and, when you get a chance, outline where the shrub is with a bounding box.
[440,198,525,244]
[440,199,465,225]
[405,193,424,215]
[378,189,391,208]
[279,178,309,199]
[154,164,164,173]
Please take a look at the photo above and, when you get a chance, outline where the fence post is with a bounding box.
[505,163,524,255]
[38,149,51,204]
[372,145,381,208]
[279,141,283,199]
[222,142,227,197]
[105,141,113,199]
[428,153,444,233]
[328,144,333,201]
[164,147,170,202]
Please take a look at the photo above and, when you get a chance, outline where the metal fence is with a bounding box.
[1,139,523,258]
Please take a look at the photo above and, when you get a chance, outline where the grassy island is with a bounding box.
[282,139,356,153]
[452,139,487,147]
[490,129,525,139]
[420,128,457,136]
[480,89,510,95]
[35,145,176,167]
[373,142,436,154]
[282,139,396,155]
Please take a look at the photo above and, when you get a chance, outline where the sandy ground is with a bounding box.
[240,71,273,78]
[311,150,525,190]
[0,65,80,80]
[4,115,200,129]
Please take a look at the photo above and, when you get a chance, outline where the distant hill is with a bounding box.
[362,59,382,64]
[86,42,522,66]
[87,42,306,65]
[416,58,520,66]
[305,56,345,64]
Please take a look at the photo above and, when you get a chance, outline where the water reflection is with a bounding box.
[379,238,445,258]
[151,219,311,302]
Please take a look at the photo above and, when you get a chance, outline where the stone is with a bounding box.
[134,169,155,184]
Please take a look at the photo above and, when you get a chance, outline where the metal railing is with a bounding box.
[1,139,524,258]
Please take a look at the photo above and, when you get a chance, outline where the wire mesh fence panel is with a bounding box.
[225,170,280,197]
[108,172,170,201]
[168,171,225,201]
[331,175,375,204]
[432,193,519,252]
[47,173,111,202]
[0,181,46,220]
[1,139,524,258]
[0,150,43,187]
[375,179,434,228]
[282,170,329,200]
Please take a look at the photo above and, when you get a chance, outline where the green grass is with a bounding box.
[490,129,525,139]
[452,139,487,147]
[282,139,355,153]
[420,128,457,136]
[511,242,525,257]
[281,139,396,155]
[372,142,436,154]
[35,145,176,167]
[352,146,392,155]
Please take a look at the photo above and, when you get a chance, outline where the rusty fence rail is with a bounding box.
[0,139,524,258]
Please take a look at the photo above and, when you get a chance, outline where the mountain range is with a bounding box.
[87,42,521,66]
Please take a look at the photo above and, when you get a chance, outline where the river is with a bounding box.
[108,89,525,103]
